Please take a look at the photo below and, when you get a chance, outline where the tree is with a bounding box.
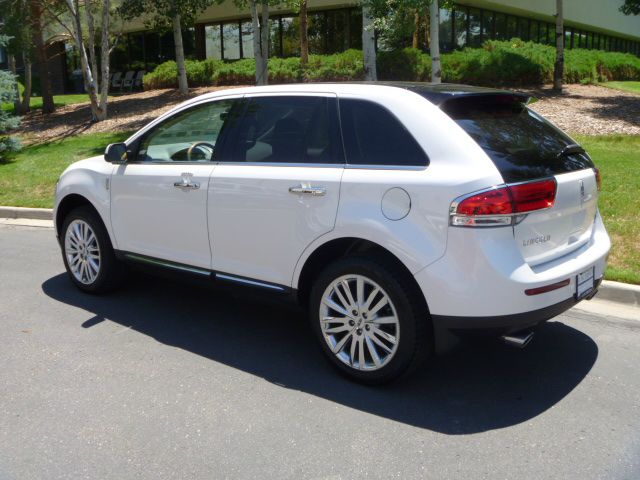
[0,35,22,160]
[120,0,215,94]
[553,0,564,91]
[61,0,114,120]
[362,3,377,80]
[0,0,33,114]
[620,0,640,15]
[299,0,308,65]
[30,0,55,114]
[429,0,440,83]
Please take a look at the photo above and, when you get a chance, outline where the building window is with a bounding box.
[494,12,507,40]
[205,25,222,59]
[223,23,241,59]
[468,8,482,47]
[241,21,254,58]
[440,7,454,51]
[454,7,467,48]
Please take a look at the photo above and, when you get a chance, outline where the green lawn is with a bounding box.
[0,132,130,208]
[1,94,107,113]
[1,132,638,284]
[577,135,640,284]
[599,81,640,95]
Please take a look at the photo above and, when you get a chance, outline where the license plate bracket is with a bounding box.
[575,266,595,300]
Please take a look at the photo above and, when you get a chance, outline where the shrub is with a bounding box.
[142,42,640,91]
[304,49,365,81]
[378,48,430,81]
[143,59,223,89]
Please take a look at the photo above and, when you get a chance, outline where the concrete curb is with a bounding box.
[0,206,53,221]
[0,204,638,309]
[596,280,640,308]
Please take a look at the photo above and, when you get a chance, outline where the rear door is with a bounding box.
[208,93,344,287]
[444,95,599,266]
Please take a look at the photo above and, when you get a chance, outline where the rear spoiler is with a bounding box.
[438,92,537,114]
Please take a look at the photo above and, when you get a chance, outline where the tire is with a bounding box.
[309,255,432,384]
[60,206,125,294]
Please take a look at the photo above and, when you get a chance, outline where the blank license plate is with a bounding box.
[576,267,595,299]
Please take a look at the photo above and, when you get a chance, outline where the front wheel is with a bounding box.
[61,206,125,294]
[309,256,432,384]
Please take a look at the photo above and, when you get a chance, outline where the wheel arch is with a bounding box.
[55,194,109,245]
[295,237,428,314]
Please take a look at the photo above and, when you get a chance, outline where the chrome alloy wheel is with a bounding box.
[64,219,101,285]
[319,274,400,371]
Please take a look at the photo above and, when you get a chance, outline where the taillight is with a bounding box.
[594,168,602,191]
[451,178,557,227]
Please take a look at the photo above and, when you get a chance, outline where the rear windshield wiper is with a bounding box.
[558,144,586,158]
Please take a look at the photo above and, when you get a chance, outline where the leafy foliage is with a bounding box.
[620,0,640,15]
[0,35,21,160]
[142,40,640,90]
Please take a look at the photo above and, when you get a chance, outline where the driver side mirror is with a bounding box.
[105,143,129,164]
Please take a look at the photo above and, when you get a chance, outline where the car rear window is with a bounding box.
[441,95,595,183]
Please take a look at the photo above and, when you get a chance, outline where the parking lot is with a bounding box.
[1,223,639,480]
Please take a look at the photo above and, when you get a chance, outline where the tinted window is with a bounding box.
[230,96,340,164]
[443,95,595,183]
[138,99,238,162]
[339,99,428,167]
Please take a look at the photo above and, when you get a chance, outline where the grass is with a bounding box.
[0,132,131,208]
[577,135,640,284]
[1,94,106,113]
[599,81,640,95]
[1,131,638,284]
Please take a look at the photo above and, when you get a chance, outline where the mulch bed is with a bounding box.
[14,83,640,144]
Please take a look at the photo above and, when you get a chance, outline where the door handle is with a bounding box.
[174,181,200,190]
[289,184,327,196]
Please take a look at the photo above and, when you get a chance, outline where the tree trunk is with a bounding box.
[21,52,32,114]
[66,0,100,121]
[250,1,263,86]
[362,4,377,81]
[97,0,111,120]
[30,0,55,114]
[173,13,189,95]
[300,0,309,65]
[412,11,420,49]
[429,0,441,84]
[553,0,564,91]
[85,0,99,84]
[8,54,21,113]
[259,0,270,85]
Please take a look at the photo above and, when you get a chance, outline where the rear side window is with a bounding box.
[229,95,341,164]
[442,95,595,183]
[339,99,429,167]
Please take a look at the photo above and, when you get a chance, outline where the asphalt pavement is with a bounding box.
[0,224,639,480]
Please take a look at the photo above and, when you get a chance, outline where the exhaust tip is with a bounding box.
[501,331,534,349]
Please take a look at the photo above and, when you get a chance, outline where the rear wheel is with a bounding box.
[61,206,125,293]
[309,256,432,384]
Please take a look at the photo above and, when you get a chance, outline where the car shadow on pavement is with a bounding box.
[42,271,599,435]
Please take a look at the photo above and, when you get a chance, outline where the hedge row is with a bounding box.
[143,40,640,90]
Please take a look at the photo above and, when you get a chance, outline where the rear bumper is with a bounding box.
[414,210,610,329]
[432,277,601,334]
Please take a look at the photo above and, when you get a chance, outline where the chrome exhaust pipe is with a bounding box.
[501,331,534,349]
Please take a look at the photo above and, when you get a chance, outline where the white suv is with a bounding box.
[54,83,610,384]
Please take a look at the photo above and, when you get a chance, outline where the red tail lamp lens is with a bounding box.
[509,179,557,213]
[455,179,557,217]
[456,187,513,216]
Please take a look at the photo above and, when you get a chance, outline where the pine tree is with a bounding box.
[0,35,22,160]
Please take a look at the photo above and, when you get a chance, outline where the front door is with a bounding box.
[110,98,240,269]
[209,94,344,287]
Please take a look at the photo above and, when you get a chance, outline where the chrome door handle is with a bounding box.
[174,181,200,190]
[289,184,327,196]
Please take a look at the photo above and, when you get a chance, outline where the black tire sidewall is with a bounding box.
[309,256,427,384]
